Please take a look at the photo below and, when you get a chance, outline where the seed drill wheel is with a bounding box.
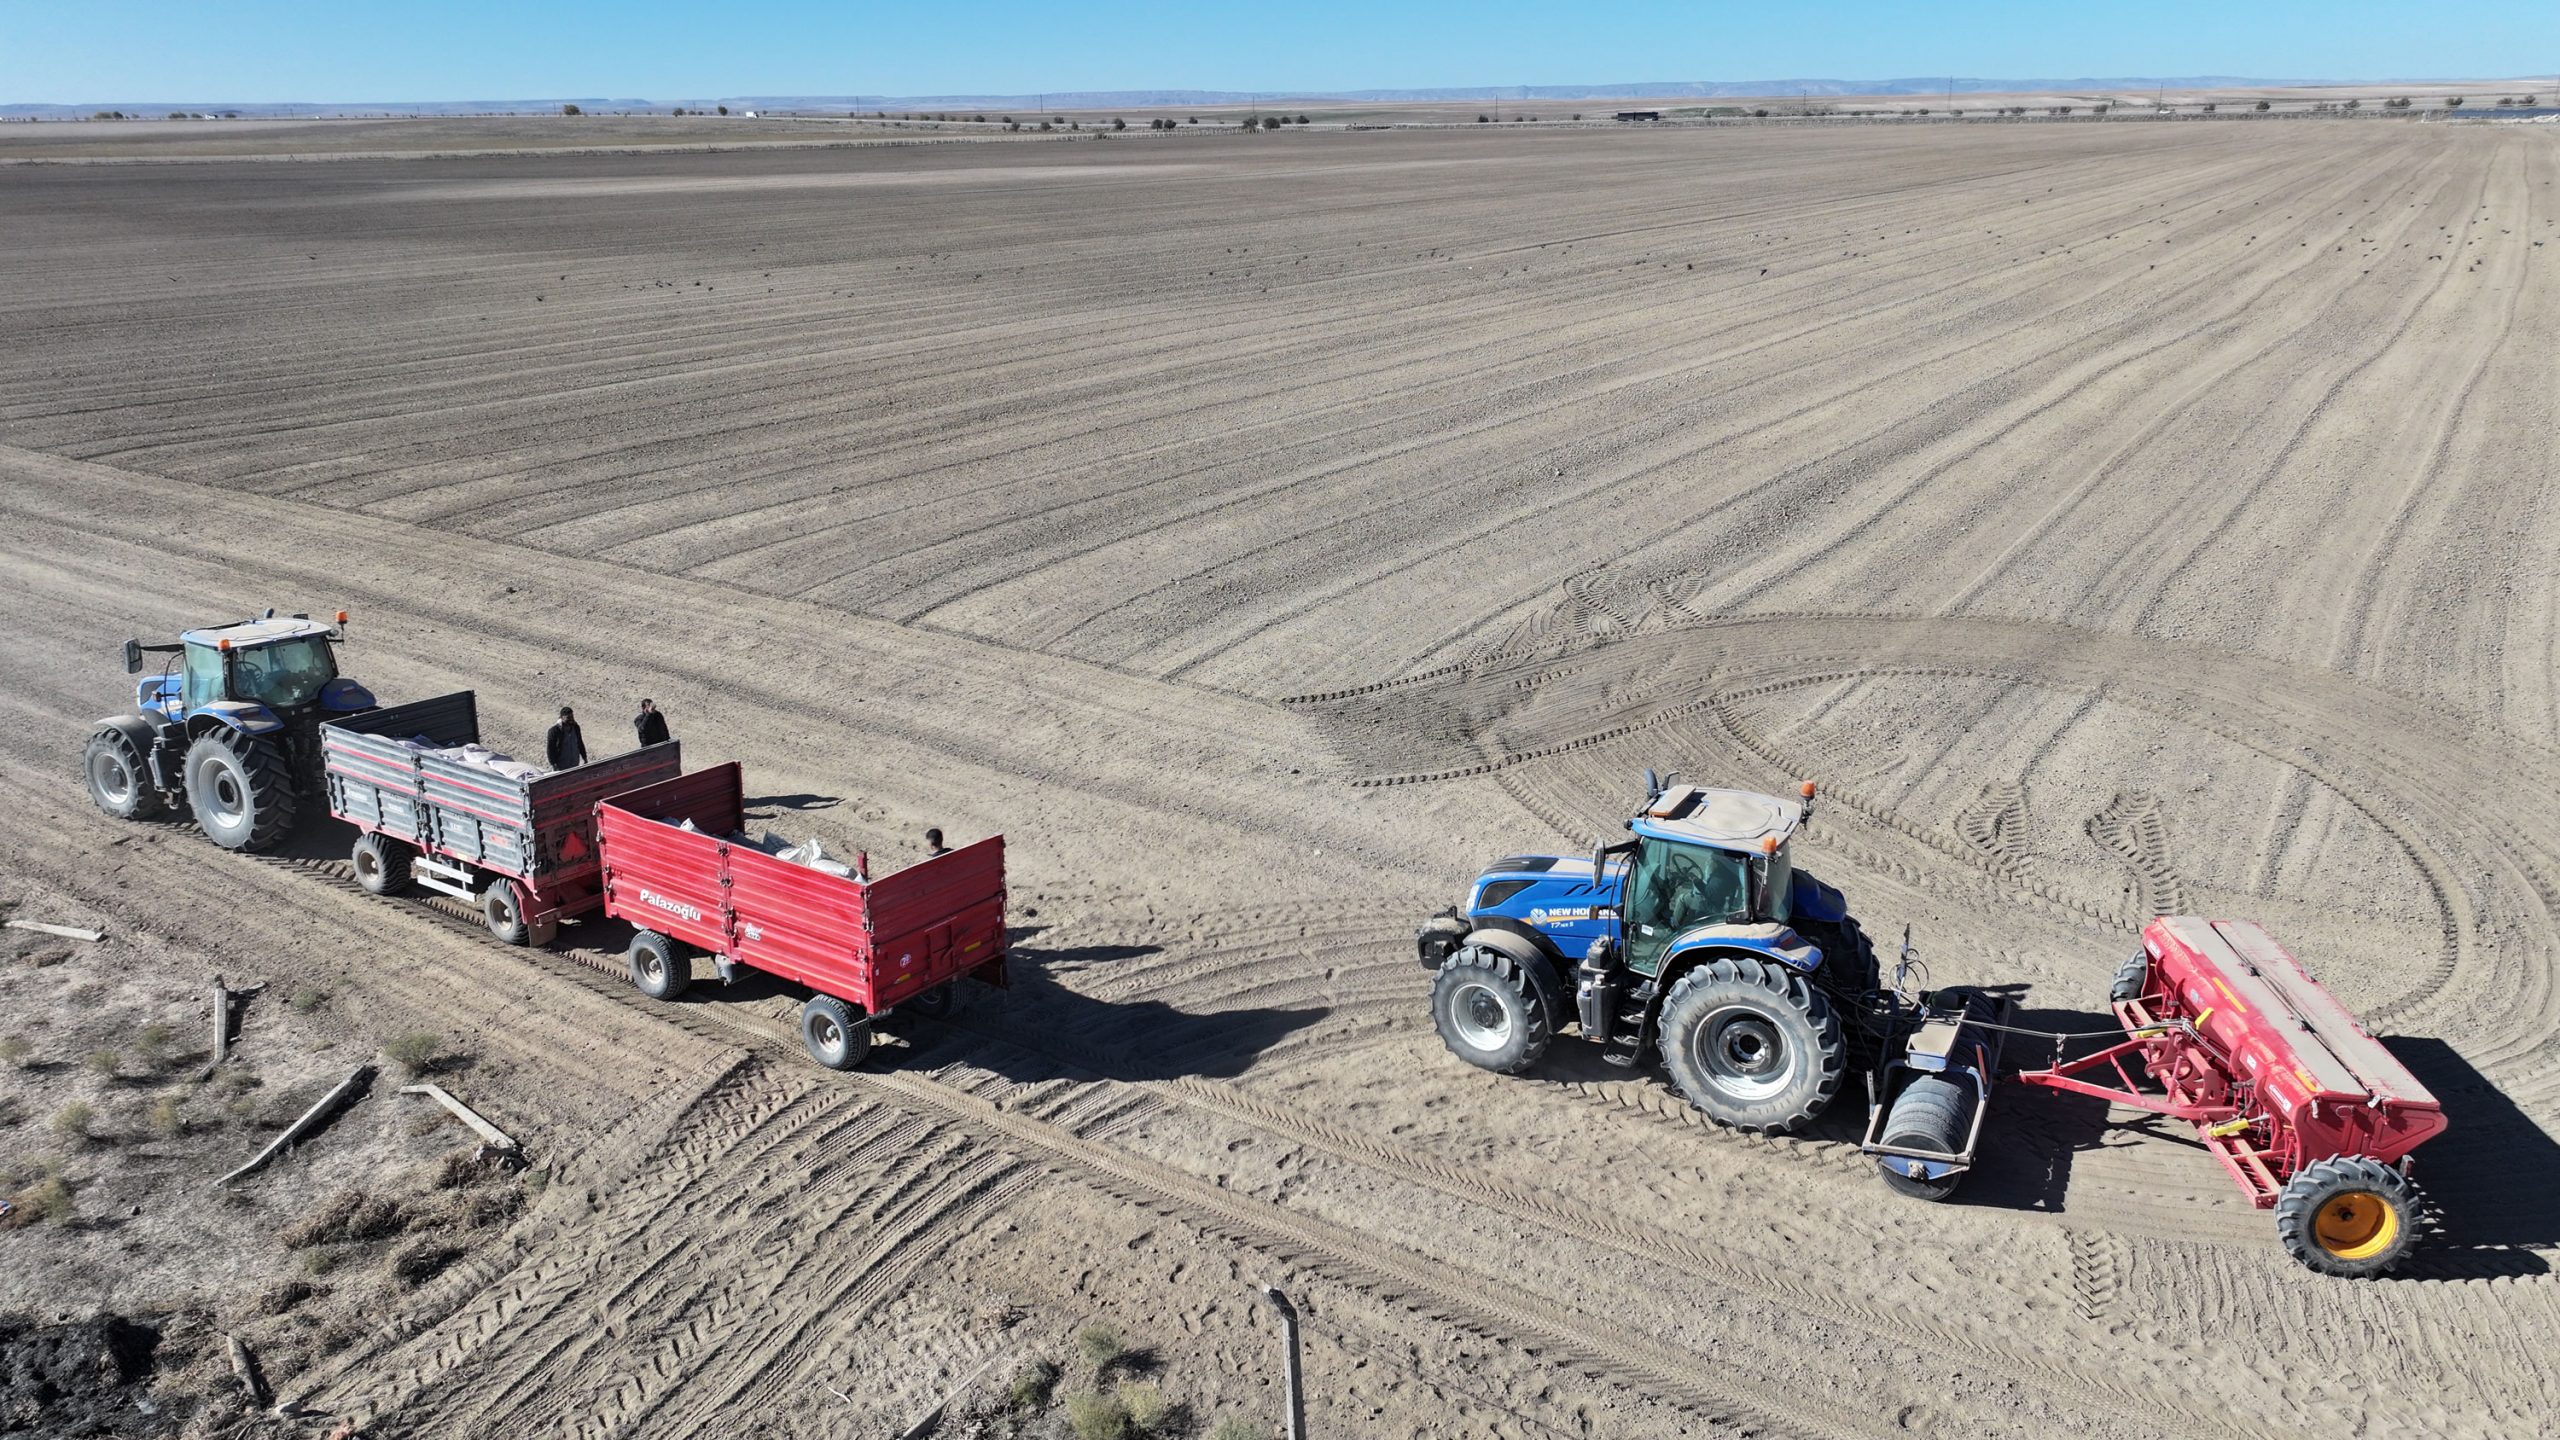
[1430,941,1557,1076]
[1655,956,1845,1134]
[84,728,164,821]
[183,731,297,852]
[2275,1156,2426,1277]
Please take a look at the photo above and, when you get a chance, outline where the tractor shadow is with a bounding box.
[2375,1036,2555,1279]
[1936,998,2128,1216]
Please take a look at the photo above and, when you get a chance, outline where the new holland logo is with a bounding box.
[1530,906,1590,924]
[637,888,703,924]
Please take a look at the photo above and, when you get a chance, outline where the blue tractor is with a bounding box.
[83,610,376,852]
[1416,770,1882,1134]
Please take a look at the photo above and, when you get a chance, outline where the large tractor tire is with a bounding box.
[800,995,874,1070]
[2275,1156,2426,1278]
[84,727,164,821]
[1430,940,1559,1076]
[626,930,691,1000]
[1656,956,1846,1134]
[1875,1076,1973,1200]
[351,832,414,896]
[1800,914,1882,1003]
[183,731,297,852]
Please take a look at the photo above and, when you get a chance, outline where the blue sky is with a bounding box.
[5,2,2556,103]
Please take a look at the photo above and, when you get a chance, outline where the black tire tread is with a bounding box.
[185,732,298,852]
[627,930,690,1000]
[85,727,165,821]
[1876,1075,1971,1200]
[2273,1155,2426,1278]
[1655,956,1846,1135]
[1430,943,1555,1075]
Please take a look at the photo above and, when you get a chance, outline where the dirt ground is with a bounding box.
[1,116,2556,1438]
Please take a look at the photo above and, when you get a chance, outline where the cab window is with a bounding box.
[182,643,226,711]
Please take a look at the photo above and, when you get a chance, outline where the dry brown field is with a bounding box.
[2,117,2557,1438]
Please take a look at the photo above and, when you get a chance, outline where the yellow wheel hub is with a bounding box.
[2314,1190,2399,1260]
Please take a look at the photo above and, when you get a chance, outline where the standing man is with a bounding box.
[924,827,951,858]
[545,706,588,771]
[634,698,672,748]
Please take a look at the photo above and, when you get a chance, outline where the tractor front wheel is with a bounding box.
[1430,942,1557,1075]
[2275,1156,2426,1277]
[1656,956,1845,1134]
[84,728,164,821]
[183,731,297,852]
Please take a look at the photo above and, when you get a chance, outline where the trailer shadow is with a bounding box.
[943,943,1330,1083]
[2374,1036,2555,1279]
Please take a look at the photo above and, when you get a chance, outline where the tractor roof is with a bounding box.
[1630,785,1801,853]
[180,616,337,649]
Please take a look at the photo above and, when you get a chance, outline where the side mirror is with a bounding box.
[122,639,143,675]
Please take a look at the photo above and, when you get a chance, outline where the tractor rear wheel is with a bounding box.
[1430,943,1557,1075]
[184,731,297,852]
[351,833,414,896]
[800,995,873,1070]
[84,728,164,821]
[1875,1075,1972,1200]
[627,930,690,1000]
[1656,956,1846,1134]
[2275,1156,2425,1277]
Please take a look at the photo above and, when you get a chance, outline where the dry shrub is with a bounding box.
[289,987,327,1014]
[389,1240,463,1286]
[434,1148,500,1189]
[147,1095,186,1137]
[0,1034,30,1067]
[1116,1380,1170,1431]
[381,1030,442,1074]
[1065,1391,1130,1440]
[51,1102,95,1142]
[19,946,72,969]
[253,1279,325,1316]
[461,1186,525,1228]
[1208,1419,1268,1440]
[1076,1323,1126,1370]
[2,1174,74,1229]
[281,1189,408,1248]
[1006,1358,1058,1412]
[136,1020,176,1063]
[84,1048,120,1077]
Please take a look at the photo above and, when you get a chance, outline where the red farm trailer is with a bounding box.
[593,763,1008,1069]
[1865,915,2447,1276]
[322,691,682,946]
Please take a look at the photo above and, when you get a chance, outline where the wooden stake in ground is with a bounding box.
[5,919,104,942]
[226,1333,272,1409]
[400,1083,523,1160]
[216,1065,374,1186]
[201,975,230,1080]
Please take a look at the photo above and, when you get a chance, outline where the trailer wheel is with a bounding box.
[481,879,534,946]
[1430,942,1555,1075]
[1875,1076,1972,1200]
[903,982,955,1019]
[350,833,414,896]
[184,731,297,852]
[1655,957,1845,1135]
[2108,951,2150,1004]
[2276,1156,2425,1277]
[84,728,164,821]
[627,930,690,1000]
[801,995,873,1071]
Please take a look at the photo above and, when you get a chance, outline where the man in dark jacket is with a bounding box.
[545,706,587,771]
[634,698,671,747]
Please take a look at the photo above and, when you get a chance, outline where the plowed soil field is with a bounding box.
[4,118,2556,1438]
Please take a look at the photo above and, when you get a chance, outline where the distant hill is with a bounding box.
[0,76,2409,119]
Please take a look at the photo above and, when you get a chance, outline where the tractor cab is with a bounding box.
[1614,785,1802,973]
[128,612,373,731]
